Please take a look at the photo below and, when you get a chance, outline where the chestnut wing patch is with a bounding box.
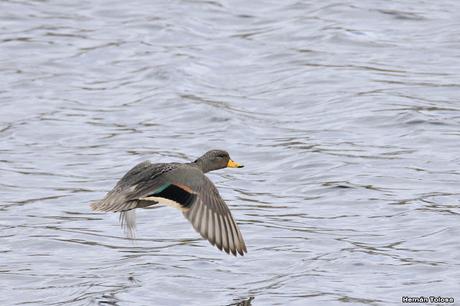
[150,183,197,208]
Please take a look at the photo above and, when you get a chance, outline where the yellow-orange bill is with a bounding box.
[227,159,244,168]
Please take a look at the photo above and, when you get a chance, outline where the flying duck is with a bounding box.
[91,150,247,256]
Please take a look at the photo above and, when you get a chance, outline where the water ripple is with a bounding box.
[1,0,460,305]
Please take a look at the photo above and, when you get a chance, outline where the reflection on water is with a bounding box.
[229,297,254,306]
[1,0,460,305]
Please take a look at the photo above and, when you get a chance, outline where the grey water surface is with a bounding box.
[1,0,460,305]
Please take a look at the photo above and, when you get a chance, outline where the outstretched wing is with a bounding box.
[158,167,247,256]
[182,176,247,256]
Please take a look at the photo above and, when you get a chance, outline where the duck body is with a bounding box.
[91,150,247,256]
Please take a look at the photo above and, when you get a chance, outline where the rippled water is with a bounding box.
[1,1,460,305]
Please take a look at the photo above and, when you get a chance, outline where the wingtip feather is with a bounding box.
[90,201,101,211]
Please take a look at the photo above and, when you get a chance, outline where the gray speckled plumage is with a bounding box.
[91,150,247,256]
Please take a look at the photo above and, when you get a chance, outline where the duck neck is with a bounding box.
[193,158,212,173]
